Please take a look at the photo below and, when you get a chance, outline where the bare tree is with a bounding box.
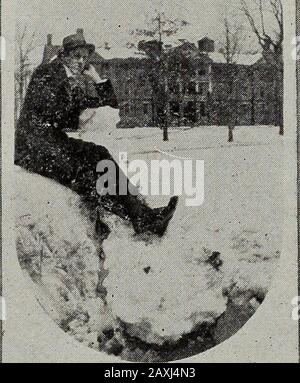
[240,0,283,65]
[241,0,283,133]
[219,17,244,64]
[15,24,37,118]
[216,9,245,140]
[128,12,189,141]
[129,11,189,57]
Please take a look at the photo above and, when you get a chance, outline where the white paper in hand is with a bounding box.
[79,106,120,135]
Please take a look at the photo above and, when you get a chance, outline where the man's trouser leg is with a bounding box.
[15,134,149,221]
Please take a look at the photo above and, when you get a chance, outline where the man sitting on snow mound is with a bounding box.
[15,32,178,237]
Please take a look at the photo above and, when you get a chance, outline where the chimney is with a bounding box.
[77,28,84,38]
[198,37,215,53]
[47,34,52,46]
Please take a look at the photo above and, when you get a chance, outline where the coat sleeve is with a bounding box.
[95,79,119,109]
[77,78,119,110]
[24,65,119,129]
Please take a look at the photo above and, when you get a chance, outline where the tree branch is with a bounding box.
[241,0,265,49]
[241,0,283,54]
[270,0,283,45]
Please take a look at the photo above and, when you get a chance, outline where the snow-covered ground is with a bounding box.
[75,109,283,346]
[15,107,283,361]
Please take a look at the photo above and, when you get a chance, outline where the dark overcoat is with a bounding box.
[15,58,123,209]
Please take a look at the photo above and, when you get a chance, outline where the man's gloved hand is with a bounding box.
[83,64,119,109]
[83,64,107,84]
[95,79,119,109]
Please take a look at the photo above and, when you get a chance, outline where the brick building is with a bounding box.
[43,30,283,128]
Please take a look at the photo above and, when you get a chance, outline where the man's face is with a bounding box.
[64,47,90,75]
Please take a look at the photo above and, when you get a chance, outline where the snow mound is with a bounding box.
[14,143,280,357]
[78,106,120,134]
[102,214,279,345]
[14,166,113,340]
[102,221,228,345]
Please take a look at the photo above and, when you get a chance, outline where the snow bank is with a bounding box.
[14,166,114,347]
[14,110,282,359]
[103,227,227,344]
[102,210,279,345]
[77,109,282,347]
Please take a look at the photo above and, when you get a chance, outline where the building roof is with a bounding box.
[96,46,144,60]
[42,33,262,67]
[208,52,262,66]
[96,44,262,66]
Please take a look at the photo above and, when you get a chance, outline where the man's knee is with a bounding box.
[95,145,112,160]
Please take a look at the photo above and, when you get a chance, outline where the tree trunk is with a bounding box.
[228,125,234,142]
[279,125,284,136]
[163,125,169,141]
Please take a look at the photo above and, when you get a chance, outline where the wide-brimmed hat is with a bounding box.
[62,33,95,55]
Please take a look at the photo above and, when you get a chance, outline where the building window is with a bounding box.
[198,82,207,96]
[260,102,266,113]
[169,82,180,94]
[198,67,206,76]
[170,101,180,117]
[124,103,130,115]
[125,79,132,95]
[181,59,190,71]
[238,103,249,117]
[184,101,197,123]
[184,81,196,94]
[143,103,149,115]
[187,81,196,94]
[200,102,207,117]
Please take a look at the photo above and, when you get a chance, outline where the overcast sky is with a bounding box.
[16,0,278,66]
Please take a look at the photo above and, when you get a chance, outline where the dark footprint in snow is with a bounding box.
[206,251,223,271]
[95,217,111,240]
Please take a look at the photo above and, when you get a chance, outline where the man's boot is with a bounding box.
[132,196,178,237]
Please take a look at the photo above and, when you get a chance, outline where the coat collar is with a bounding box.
[63,64,76,78]
[49,56,75,78]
